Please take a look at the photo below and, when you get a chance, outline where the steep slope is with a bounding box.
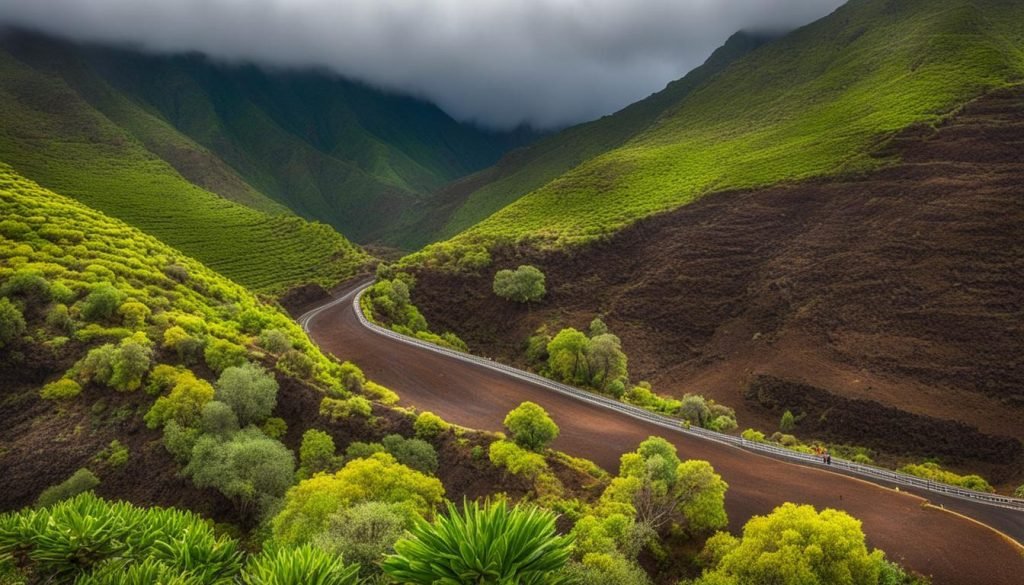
[0,30,538,246]
[0,46,367,294]
[420,0,1024,256]
[409,86,1024,486]
[412,31,774,248]
[0,165,591,523]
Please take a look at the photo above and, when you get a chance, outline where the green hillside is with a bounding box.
[1,31,537,246]
[420,31,774,247]
[419,0,1024,258]
[0,47,368,294]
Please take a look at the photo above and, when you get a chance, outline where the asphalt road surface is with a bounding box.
[303,278,1024,585]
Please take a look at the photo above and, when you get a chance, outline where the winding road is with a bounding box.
[301,278,1024,585]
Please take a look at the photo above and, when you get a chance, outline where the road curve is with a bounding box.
[302,279,1024,585]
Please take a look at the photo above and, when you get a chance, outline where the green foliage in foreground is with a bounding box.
[417,0,1024,259]
[382,499,574,585]
[0,493,360,584]
[690,503,927,585]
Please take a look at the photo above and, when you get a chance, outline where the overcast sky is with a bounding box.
[0,0,845,128]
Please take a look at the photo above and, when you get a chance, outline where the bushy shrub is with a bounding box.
[504,402,559,451]
[381,434,438,474]
[145,371,215,429]
[899,462,995,492]
[36,468,100,508]
[262,417,288,440]
[183,428,295,519]
[162,325,204,364]
[215,362,279,426]
[107,334,153,392]
[319,396,372,421]
[45,303,72,333]
[413,411,449,440]
[272,453,444,546]
[489,439,548,478]
[201,400,240,437]
[163,420,201,462]
[741,428,766,443]
[97,440,129,467]
[560,553,651,585]
[780,410,796,432]
[383,500,572,585]
[204,338,248,374]
[40,378,82,400]
[0,270,52,306]
[363,381,399,405]
[80,283,121,322]
[118,301,151,329]
[313,501,410,577]
[146,364,183,395]
[0,297,26,348]
[345,441,386,461]
[276,349,316,379]
[164,264,189,283]
[258,328,292,354]
[298,429,337,479]
[492,265,546,303]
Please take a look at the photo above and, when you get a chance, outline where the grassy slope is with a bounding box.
[435,0,1024,251]
[427,31,773,245]
[5,32,537,246]
[0,50,367,295]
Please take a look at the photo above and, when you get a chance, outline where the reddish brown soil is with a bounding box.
[411,87,1024,486]
[307,281,1024,585]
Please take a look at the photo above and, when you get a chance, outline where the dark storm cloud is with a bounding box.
[0,0,845,128]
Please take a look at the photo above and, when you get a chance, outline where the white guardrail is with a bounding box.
[310,284,1024,513]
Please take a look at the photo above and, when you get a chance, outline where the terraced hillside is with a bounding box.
[407,31,775,248]
[0,47,367,294]
[410,86,1024,488]
[416,0,1024,258]
[1,30,538,247]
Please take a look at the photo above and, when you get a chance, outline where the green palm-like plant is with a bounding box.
[241,544,361,585]
[382,500,574,585]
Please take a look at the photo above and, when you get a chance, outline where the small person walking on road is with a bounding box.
[826,453,832,465]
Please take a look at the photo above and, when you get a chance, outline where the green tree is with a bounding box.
[215,362,279,426]
[587,333,627,390]
[118,301,151,329]
[298,429,337,479]
[588,317,609,337]
[0,297,26,348]
[184,428,295,520]
[258,329,292,354]
[80,283,121,322]
[693,503,903,585]
[504,401,560,451]
[36,468,100,508]
[780,410,796,432]
[163,325,204,364]
[560,553,651,585]
[611,437,728,535]
[492,265,547,303]
[201,400,240,437]
[547,328,590,384]
[108,334,153,392]
[272,453,444,546]
[383,500,573,585]
[382,434,438,474]
[680,395,711,427]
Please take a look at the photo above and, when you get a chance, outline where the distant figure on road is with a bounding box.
[826,453,832,465]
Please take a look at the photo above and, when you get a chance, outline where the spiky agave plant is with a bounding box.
[382,499,574,585]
